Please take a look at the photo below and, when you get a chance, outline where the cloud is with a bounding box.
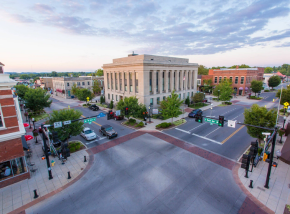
[275,42,290,47]
[32,3,55,13]
[10,14,34,23]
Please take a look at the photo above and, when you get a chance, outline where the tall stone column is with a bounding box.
[184,70,187,91]
[132,72,136,94]
[164,70,168,93]
[121,72,125,93]
[170,70,174,92]
[175,70,179,91]
[158,70,162,93]
[152,70,156,94]
[179,70,183,91]
[189,71,192,89]
[193,69,197,90]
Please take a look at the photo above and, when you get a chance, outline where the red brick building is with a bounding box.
[0,72,29,188]
[201,66,264,95]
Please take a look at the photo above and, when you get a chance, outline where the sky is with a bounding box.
[1,0,290,73]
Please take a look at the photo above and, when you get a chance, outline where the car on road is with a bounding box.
[99,124,118,139]
[188,109,203,118]
[81,127,97,140]
[113,114,124,121]
[89,104,99,111]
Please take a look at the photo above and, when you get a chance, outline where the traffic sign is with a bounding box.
[54,122,62,128]
[86,97,90,101]
[97,112,106,118]
[284,102,289,106]
[204,118,219,125]
[63,120,71,125]
[228,120,236,128]
[84,117,96,124]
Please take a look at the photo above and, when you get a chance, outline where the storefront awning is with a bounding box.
[21,135,29,151]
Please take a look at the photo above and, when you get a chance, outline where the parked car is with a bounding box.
[81,127,97,140]
[99,125,118,139]
[89,104,99,111]
[188,109,203,118]
[113,114,124,121]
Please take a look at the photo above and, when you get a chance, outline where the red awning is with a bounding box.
[24,135,33,141]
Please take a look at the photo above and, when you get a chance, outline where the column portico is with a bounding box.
[170,70,174,92]
[164,70,168,93]
[132,72,136,94]
[152,70,156,94]
[158,70,162,93]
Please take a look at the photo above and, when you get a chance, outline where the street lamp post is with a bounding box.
[32,118,35,130]
[148,104,151,123]
[283,116,287,129]
[28,115,31,129]
[218,90,220,102]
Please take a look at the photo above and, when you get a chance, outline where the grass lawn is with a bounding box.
[95,103,108,108]
[218,104,228,107]
[173,119,186,126]
[33,113,49,122]
[189,103,209,109]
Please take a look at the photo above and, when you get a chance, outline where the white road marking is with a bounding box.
[85,137,106,144]
[175,128,190,134]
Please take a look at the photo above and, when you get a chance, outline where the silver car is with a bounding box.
[81,127,97,140]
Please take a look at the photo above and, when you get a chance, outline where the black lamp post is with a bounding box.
[148,104,151,123]
[283,116,287,129]
[32,118,35,130]
[28,115,31,129]
[218,90,220,102]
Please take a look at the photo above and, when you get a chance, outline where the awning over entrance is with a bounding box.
[21,135,29,151]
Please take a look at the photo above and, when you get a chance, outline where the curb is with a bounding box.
[9,149,94,214]
[232,163,274,214]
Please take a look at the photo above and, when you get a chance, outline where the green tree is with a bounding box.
[276,87,290,105]
[250,80,263,96]
[133,103,147,119]
[20,74,30,79]
[229,64,251,68]
[15,85,30,100]
[24,88,52,113]
[71,83,79,95]
[264,67,273,73]
[268,75,281,89]
[185,97,190,106]
[192,93,204,103]
[33,77,39,82]
[244,104,276,143]
[116,96,139,119]
[109,100,113,109]
[76,88,94,101]
[95,69,103,76]
[92,80,101,94]
[48,109,84,142]
[160,91,183,123]
[51,71,58,77]
[213,79,234,101]
[198,65,209,75]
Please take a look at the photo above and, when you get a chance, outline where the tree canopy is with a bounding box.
[198,65,209,75]
[95,69,104,76]
[20,74,30,79]
[48,109,84,142]
[160,90,183,123]
[268,75,281,89]
[116,96,139,119]
[264,67,273,73]
[76,88,94,101]
[250,80,263,95]
[24,88,52,113]
[213,79,234,101]
[229,64,251,68]
[244,104,276,143]
[192,93,204,103]
[276,86,290,105]
[15,85,30,100]
[92,80,101,94]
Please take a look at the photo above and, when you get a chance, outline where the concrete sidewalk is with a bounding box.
[0,129,89,214]
[238,117,290,214]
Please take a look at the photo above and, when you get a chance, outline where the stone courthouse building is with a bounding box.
[103,54,198,108]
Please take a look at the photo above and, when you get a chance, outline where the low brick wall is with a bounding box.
[0,172,30,188]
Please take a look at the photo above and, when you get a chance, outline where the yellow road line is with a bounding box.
[81,115,101,126]
[221,125,245,144]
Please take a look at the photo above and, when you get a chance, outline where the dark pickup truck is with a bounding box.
[99,124,118,139]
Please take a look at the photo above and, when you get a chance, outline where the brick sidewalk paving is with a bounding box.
[0,130,90,214]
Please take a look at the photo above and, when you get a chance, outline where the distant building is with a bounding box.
[0,62,4,73]
[103,54,198,108]
[38,77,53,90]
[0,73,29,188]
[52,77,93,99]
[79,76,104,92]
[201,66,264,95]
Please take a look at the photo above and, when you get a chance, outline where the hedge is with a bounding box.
[156,122,172,129]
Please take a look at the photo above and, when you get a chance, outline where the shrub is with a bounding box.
[135,121,145,127]
[224,102,232,105]
[83,104,87,107]
[264,89,270,92]
[75,144,81,150]
[129,118,136,123]
[156,122,172,128]
[69,147,76,153]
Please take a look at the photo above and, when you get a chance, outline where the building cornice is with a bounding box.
[103,62,198,69]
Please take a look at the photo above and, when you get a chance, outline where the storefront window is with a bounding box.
[0,157,27,181]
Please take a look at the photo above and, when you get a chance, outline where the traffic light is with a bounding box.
[125,107,129,115]
[195,114,203,123]
[107,110,114,120]
[218,116,224,127]
[249,141,258,157]
[241,154,251,171]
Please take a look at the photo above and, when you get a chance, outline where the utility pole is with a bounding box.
[264,127,278,189]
